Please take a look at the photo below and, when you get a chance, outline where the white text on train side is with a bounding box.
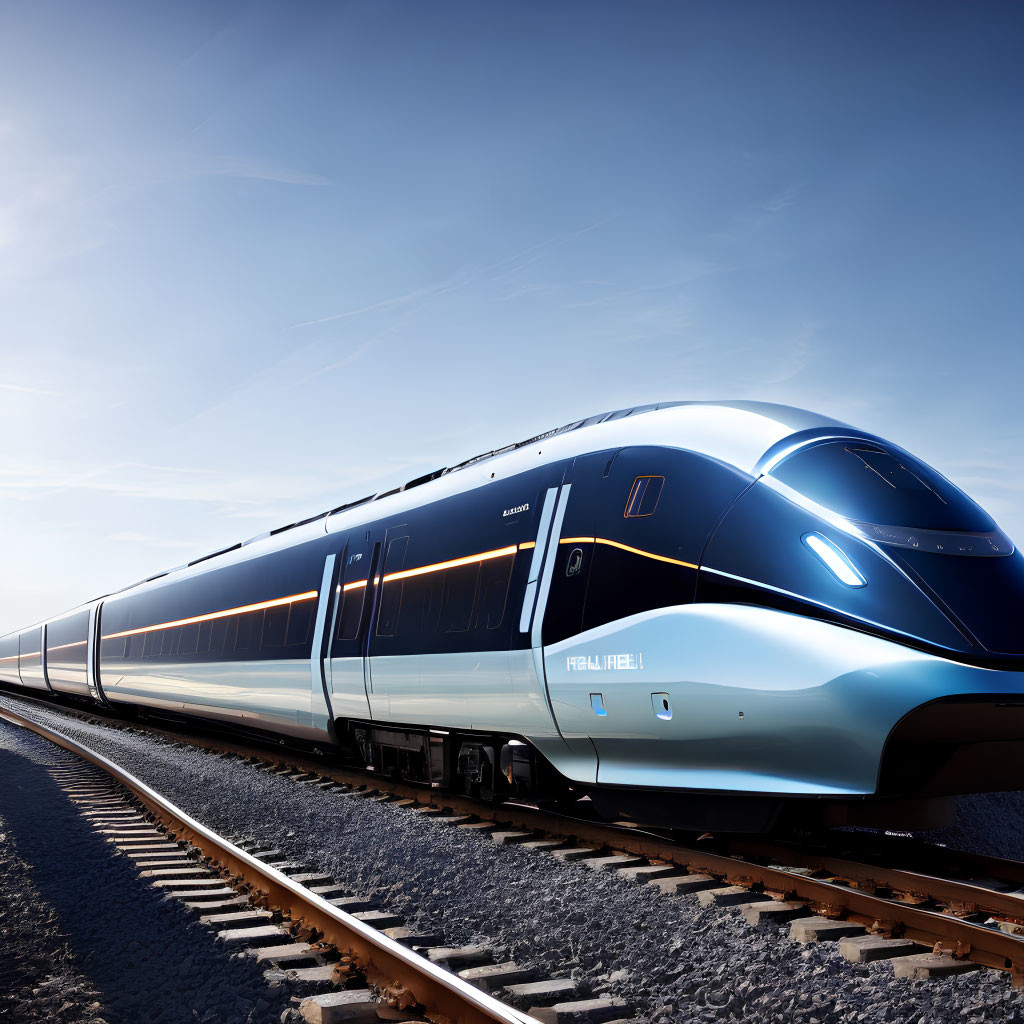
[566,653,644,671]
[503,503,530,517]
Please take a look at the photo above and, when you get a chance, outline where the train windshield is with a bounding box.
[770,440,1014,557]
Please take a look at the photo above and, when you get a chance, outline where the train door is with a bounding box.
[531,451,619,782]
[327,532,380,721]
[545,447,744,785]
[366,470,568,736]
[365,525,409,719]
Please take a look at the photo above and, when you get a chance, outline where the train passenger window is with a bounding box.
[624,475,665,518]
[337,581,367,640]
[103,635,127,659]
[236,612,262,652]
[480,555,514,629]
[337,543,371,641]
[441,562,480,633]
[262,606,288,648]
[416,571,444,635]
[376,535,409,637]
[163,628,181,658]
[210,617,228,656]
[143,630,162,657]
[285,601,314,646]
[178,623,199,655]
[196,621,212,654]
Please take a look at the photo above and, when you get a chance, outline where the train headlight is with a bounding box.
[802,532,867,588]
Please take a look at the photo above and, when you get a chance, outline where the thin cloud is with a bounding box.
[108,531,198,549]
[201,156,330,186]
[0,458,329,507]
[761,183,802,213]
[291,218,614,329]
[0,382,63,397]
[758,322,821,386]
[288,274,470,329]
[319,339,379,373]
[492,284,552,302]
[482,217,615,279]
[149,151,331,188]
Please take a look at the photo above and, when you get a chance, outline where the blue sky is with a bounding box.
[0,1,1022,630]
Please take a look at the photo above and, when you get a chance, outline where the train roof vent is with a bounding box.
[326,493,376,517]
[269,510,331,536]
[188,542,243,567]
[402,467,447,491]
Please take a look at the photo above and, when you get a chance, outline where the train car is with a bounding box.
[3,400,1024,832]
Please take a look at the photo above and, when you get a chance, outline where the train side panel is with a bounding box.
[18,627,48,691]
[0,633,20,685]
[46,609,91,696]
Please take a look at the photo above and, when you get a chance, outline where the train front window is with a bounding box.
[770,439,1013,555]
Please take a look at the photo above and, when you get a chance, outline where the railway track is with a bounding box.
[1,702,638,1024]
[4,688,1024,1001]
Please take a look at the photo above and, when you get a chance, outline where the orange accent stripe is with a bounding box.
[341,543,527,595]
[518,541,536,550]
[558,536,697,570]
[0,654,20,663]
[101,590,319,641]
[46,640,87,653]
[382,545,518,584]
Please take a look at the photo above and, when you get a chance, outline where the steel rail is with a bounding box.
[673,845,1024,981]
[724,841,1024,921]
[725,833,1024,890]
[0,705,534,1024]
[6,690,1024,983]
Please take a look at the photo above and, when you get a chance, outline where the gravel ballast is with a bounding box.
[3,692,1024,1024]
[0,718,288,1024]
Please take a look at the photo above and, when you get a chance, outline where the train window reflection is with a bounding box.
[481,556,514,629]
[845,446,944,500]
[376,536,408,637]
[286,601,314,646]
[624,476,664,518]
[210,618,228,655]
[197,621,212,653]
[441,563,479,632]
[770,440,994,532]
[262,606,287,647]
[143,630,162,657]
[178,623,199,655]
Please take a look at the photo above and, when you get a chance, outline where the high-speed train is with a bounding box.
[3,400,1024,832]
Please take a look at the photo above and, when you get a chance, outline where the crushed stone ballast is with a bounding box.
[5,690,1024,1024]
